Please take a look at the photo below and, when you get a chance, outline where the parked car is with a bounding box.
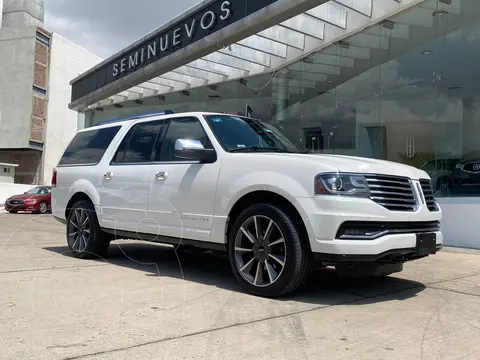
[51,111,443,298]
[453,151,480,192]
[420,159,459,196]
[4,186,51,214]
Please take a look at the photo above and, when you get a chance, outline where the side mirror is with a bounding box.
[173,139,216,163]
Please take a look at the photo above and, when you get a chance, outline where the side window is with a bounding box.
[112,120,163,164]
[59,126,121,166]
[156,117,212,162]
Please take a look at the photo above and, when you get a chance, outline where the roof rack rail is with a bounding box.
[98,110,175,125]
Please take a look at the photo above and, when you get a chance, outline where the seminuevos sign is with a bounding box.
[71,0,279,103]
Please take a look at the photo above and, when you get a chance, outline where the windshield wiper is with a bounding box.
[230,145,293,153]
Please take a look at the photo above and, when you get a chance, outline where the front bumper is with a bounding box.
[297,196,443,259]
[5,203,40,212]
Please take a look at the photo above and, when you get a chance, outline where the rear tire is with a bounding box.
[228,203,312,298]
[66,200,110,259]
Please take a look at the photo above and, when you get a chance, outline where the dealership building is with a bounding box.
[69,0,480,249]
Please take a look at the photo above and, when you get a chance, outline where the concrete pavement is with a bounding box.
[0,213,479,360]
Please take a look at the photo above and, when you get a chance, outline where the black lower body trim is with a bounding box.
[101,228,227,252]
[336,221,440,240]
[313,244,443,264]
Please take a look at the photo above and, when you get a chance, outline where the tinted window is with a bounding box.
[113,121,163,164]
[59,126,121,166]
[157,117,212,162]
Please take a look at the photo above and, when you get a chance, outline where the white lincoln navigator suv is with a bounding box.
[52,111,442,297]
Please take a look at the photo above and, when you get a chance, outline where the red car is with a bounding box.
[4,186,52,214]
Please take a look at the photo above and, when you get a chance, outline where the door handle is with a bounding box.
[155,171,168,180]
[103,172,113,180]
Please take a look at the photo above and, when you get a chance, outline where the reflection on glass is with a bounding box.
[80,0,480,198]
[274,0,480,197]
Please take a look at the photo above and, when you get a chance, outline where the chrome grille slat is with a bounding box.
[420,179,439,212]
[365,175,417,212]
[376,202,415,208]
[371,197,416,203]
[370,190,415,197]
[370,184,407,191]
[365,178,412,185]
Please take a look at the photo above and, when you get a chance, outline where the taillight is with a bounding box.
[51,168,57,187]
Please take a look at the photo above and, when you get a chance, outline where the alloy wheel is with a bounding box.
[68,208,91,252]
[39,202,47,213]
[234,215,286,287]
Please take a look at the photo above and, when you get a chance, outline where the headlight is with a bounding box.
[315,173,370,197]
[25,199,38,204]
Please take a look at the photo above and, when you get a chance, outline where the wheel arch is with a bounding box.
[225,190,313,252]
[65,192,95,220]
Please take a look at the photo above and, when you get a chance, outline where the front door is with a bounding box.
[99,119,164,233]
[146,116,221,242]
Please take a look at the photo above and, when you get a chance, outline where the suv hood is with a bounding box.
[318,154,427,179]
[267,153,428,179]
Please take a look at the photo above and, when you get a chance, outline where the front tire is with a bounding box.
[228,203,312,298]
[66,200,110,259]
[38,201,48,214]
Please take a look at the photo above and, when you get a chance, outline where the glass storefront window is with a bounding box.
[275,0,480,198]
[81,0,480,198]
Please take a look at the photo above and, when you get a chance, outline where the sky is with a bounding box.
[42,0,199,59]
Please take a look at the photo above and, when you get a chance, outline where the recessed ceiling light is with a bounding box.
[421,50,433,55]
[255,91,263,95]
[327,80,333,84]
[432,10,448,16]
[411,85,418,88]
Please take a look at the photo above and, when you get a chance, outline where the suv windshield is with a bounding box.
[204,115,308,153]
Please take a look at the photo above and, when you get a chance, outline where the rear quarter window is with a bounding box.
[58,126,121,166]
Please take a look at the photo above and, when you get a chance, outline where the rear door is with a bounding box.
[53,125,122,220]
[99,119,165,233]
[146,116,221,242]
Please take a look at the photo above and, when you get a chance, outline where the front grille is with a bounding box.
[336,221,440,240]
[365,175,417,212]
[8,200,24,205]
[462,163,480,173]
[420,179,439,211]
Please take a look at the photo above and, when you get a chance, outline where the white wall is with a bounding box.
[0,183,34,206]
[438,198,480,249]
[0,164,15,183]
[0,26,37,149]
[42,32,102,184]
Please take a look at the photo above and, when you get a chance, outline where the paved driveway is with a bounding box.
[1,213,479,360]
